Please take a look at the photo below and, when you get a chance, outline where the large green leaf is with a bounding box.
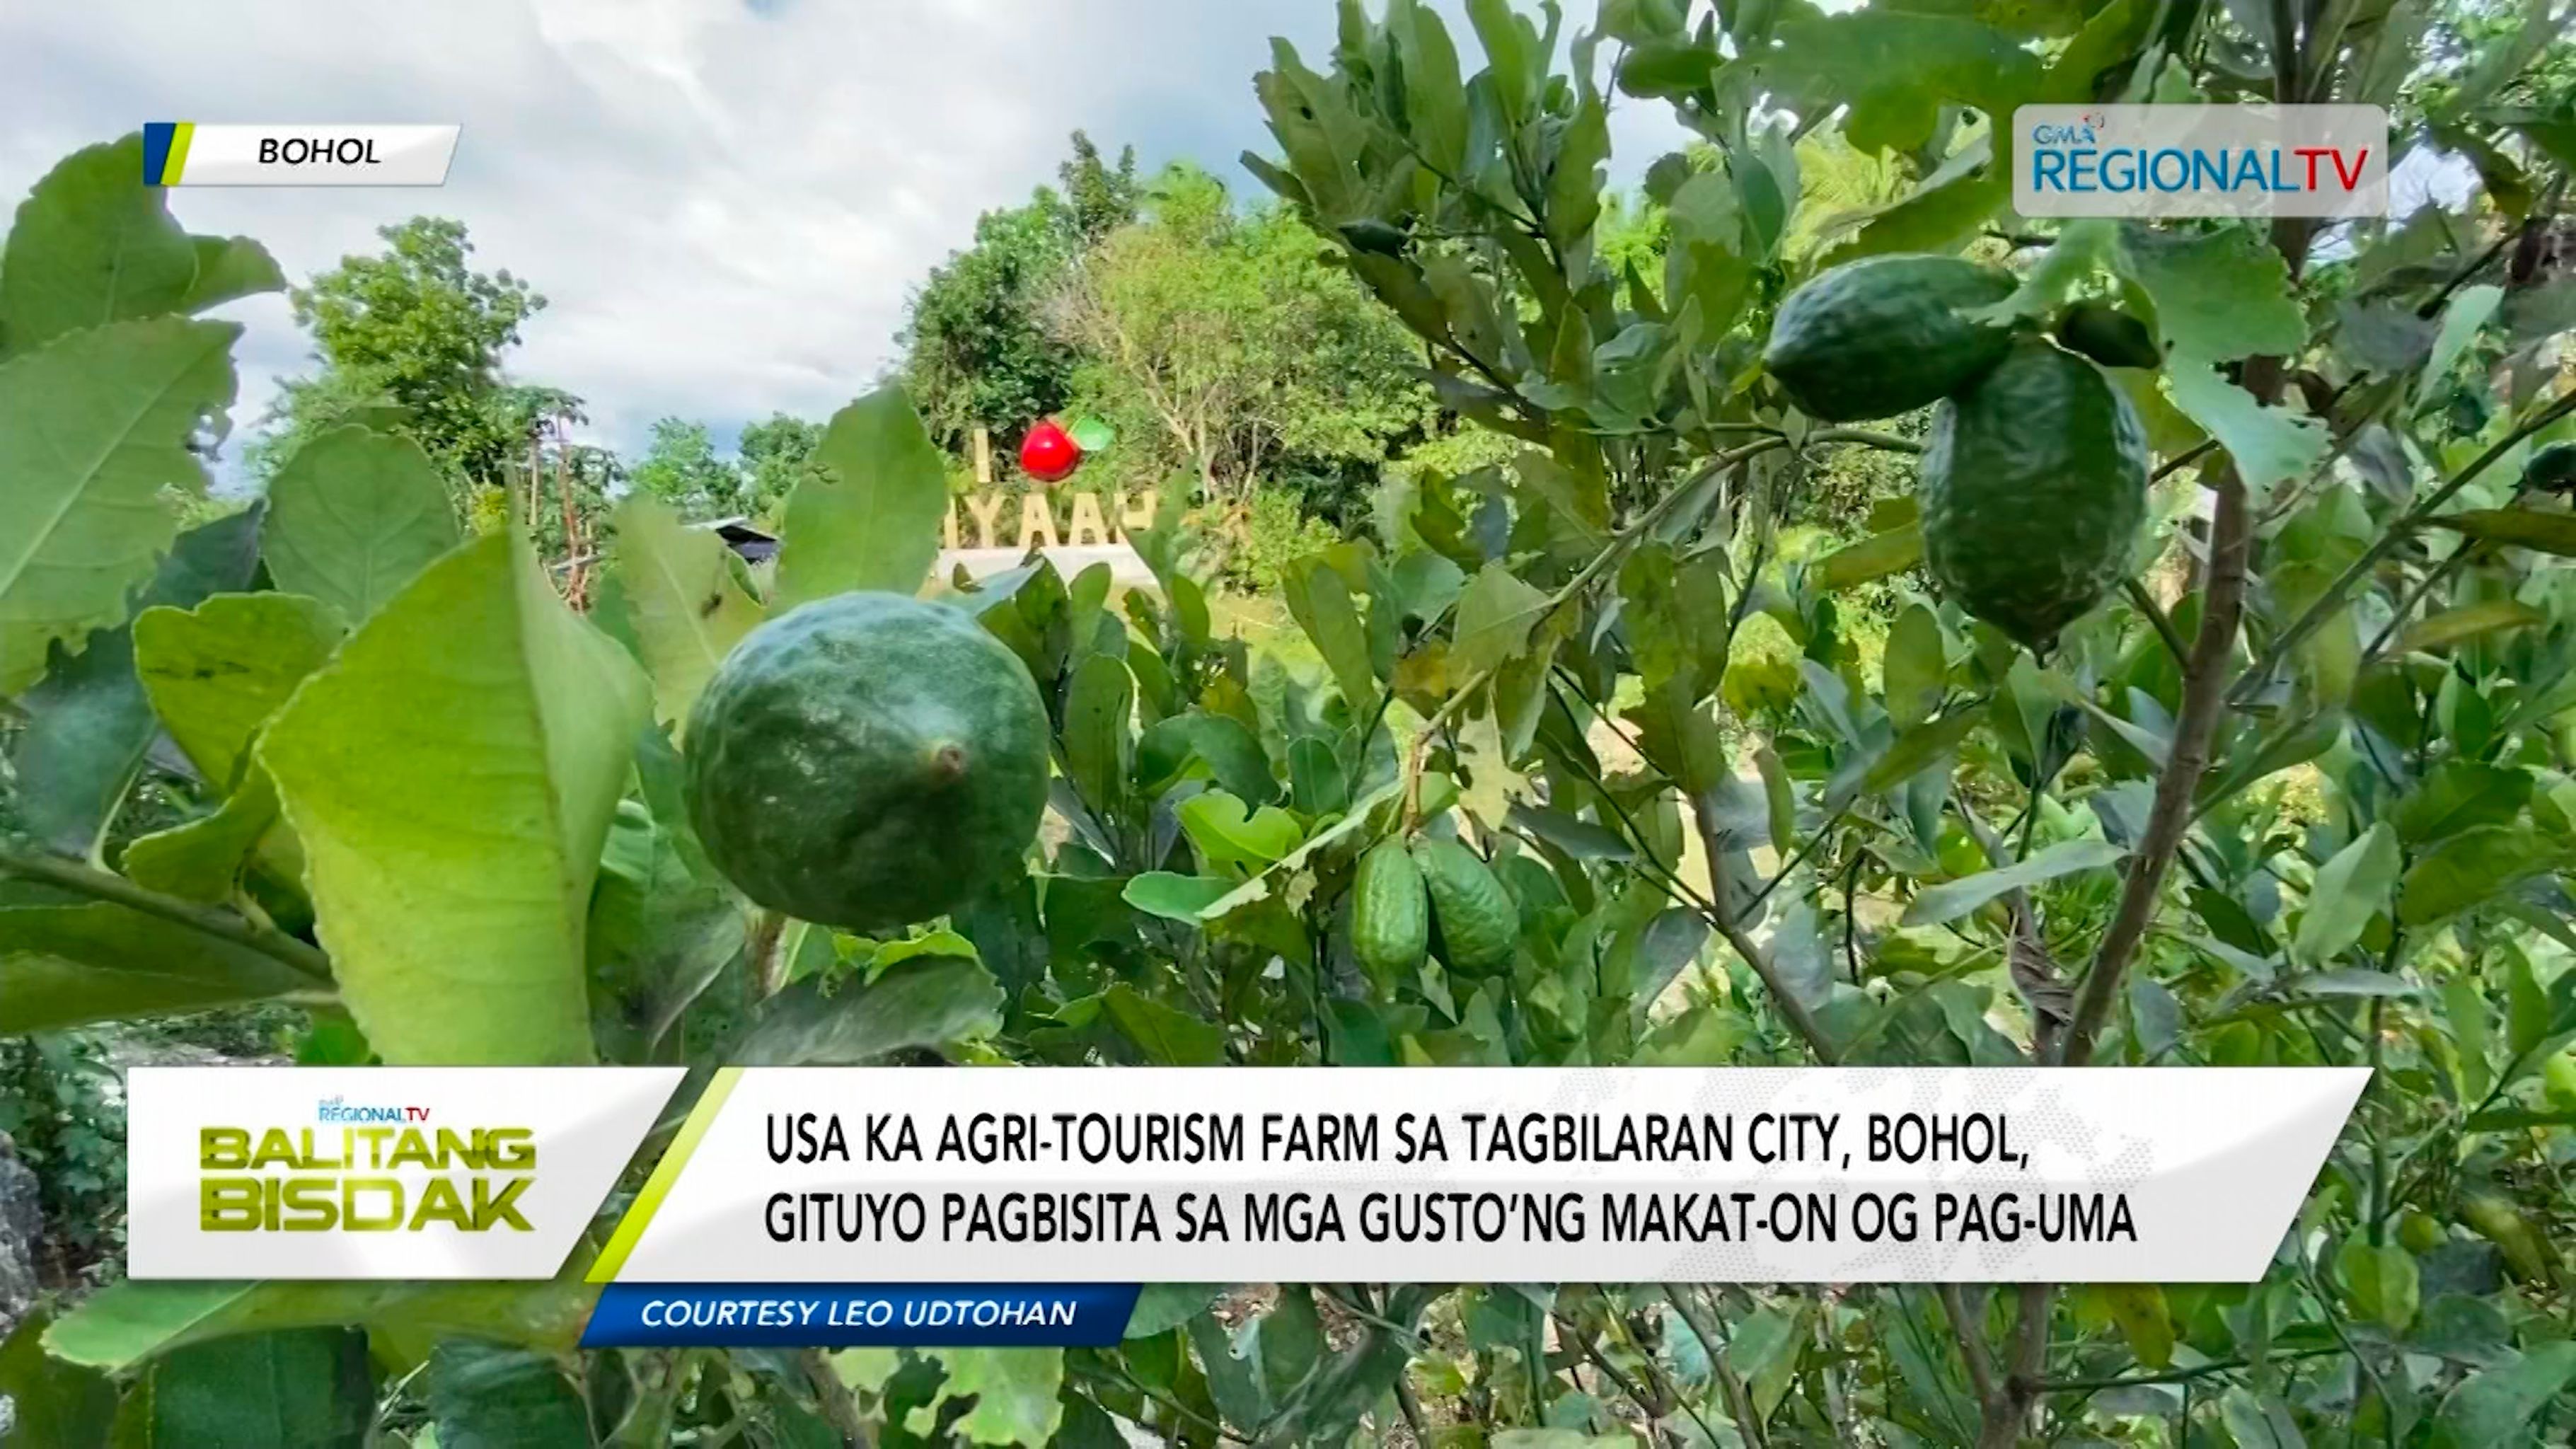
[1451,562,1552,678]
[2114,225,2306,362]
[2399,826,2555,924]
[45,1276,598,1373]
[910,1349,1065,1446]
[1104,983,1228,1064]
[260,425,462,624]
[2427,507,2576,558]
[2433,1341,2576,1448]
[427,1341,596,1449]
[134,591,345,788]
[1900,838,2126,926]
[259,531,649,1063]
[608,492,762,734]
[0,901,315,1032]
[1739,13,2042,154]
[588,801,745,1064]
[0,316,238,695]
[8,503,262,855]
[0,134,282,357]
[121,773,286,902]
[734,952,1003,1065]
[115,1328,373,1448]
[0,1311,116,1448]
[1063,653,1136,814]
[772,385,949,611]
[2294,822,2400,966]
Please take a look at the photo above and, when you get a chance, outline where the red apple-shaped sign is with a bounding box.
[1020,419,1082,484]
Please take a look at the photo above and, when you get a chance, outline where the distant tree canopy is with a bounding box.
[899,131,1140,449]
[258,217,571,494]
[627,411,824,524]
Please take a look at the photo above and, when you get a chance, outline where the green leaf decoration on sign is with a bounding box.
[260,425,462,625]
[0,316,237,695]
[610,491,763,734]
[0,134,282,358]
[773,384,949,611]
[260,531,649,1064]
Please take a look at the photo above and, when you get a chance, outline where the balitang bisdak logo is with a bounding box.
[128,1067,681,1280]
[2014,104,2389,219]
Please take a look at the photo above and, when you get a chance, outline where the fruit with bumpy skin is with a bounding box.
[1764,254,2018,422]
[1919,338,2148,649]
[1351,839,1429,988]
[1414,839,1516,977]
[683,591,1049,930]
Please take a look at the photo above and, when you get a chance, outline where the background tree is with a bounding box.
[627,417,743,520]
[736,412,824,521]
[258,218,563,495]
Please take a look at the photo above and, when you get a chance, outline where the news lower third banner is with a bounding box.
[142,123,459,185]
[127,1066,2365,1347]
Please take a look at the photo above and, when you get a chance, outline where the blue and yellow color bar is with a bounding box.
[141,122,196,186]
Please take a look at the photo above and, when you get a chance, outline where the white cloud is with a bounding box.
[0,0,1689,468]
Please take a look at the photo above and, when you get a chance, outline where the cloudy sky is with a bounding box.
[0,0,1690,475]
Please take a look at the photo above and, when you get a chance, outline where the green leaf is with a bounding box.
[1063,653,1136,814]
[2427,507,2576,557]
[116,1328,372,1448]
[1813,522,1922,590]
[2434,1341,2576,1448]
[1104,983,1228,1065]
[2294,822,2400,966]
[1138,712,1274,803]
[1283,557,1375,708]
[260,425,461,625]
[609,492,762,735]
[588,807,745,1065]
[2419,284,2505,404]
[0,316,237,695]
[1743,13,2042,154]
[2393,761,2534,844]
[1450,562,1552,679]
[2338,1239,2421,1332]
[1546,98,1610,255]
[0,134,281,358]
[2399,599,2546,654]
[0,901,313,1032]
[426,1340,594,1449]
[1178,790,1306,876]
[911,1348,1065,1446]
[122,773,285,903]
[1861,708,1980,796]
[1123,872,1239,922]
[1883,602,1944,729]
[773,384,948,610]
[735,953,1002,1065]
[260,532,648,1063]
[2113,225,2306,362]
[2400,826,2554,924]
[10,503,262,855]
[1124,1283,1223,1339]
[2101,1283,2173,1368]
[134,591,345,787]
[0,1311,115,1448]
[2164,355,2328,495]
[46,1276,599,1373]
[1900,838,2126,926]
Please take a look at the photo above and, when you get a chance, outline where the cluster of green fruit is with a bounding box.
[1765,254,2154,650]
[1351,837,1517,991]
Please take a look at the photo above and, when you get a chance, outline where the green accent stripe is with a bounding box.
[165,122,195,184]
[589,1066,741,1283]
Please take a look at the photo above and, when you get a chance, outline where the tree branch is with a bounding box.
[0,846,335,984]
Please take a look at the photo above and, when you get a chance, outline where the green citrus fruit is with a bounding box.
[1764,254,2018,422]
[683,591,1049,930]
[1352,839,1430,988]
[1919,337,2149,650]
[1414,839,1517,978]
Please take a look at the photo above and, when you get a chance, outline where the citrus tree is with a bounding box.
[3,0,2576,1440]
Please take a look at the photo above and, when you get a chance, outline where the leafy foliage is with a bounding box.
[5,0,2576,1440]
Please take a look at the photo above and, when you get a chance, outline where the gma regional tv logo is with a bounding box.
[2014,104,2389,219]
[199,1099,539,1234]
